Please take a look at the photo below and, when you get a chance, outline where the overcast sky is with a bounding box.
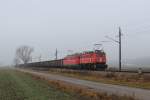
[0,0,150,65]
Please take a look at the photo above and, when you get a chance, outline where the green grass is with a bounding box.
[0,68,78,100]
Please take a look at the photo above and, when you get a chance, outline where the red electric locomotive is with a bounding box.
[63,50,107,70]
[80,50,107,70]
[63,53,80,69]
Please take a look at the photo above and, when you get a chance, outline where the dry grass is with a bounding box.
[47,68,150,89]
[142,74,150,82]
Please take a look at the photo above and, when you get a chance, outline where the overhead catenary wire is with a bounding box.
[105,27,122,72]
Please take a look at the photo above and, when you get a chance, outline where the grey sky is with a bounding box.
[0,0,150,65]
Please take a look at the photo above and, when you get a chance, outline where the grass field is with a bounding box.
[0,68,78,100]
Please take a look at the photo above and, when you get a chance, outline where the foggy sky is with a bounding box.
[0,0,150,65]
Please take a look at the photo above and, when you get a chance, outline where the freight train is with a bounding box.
[18,50,107,70]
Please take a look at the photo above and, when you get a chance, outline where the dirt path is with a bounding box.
[17,69,150,100]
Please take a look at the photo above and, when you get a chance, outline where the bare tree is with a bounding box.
[15,46,34,64]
